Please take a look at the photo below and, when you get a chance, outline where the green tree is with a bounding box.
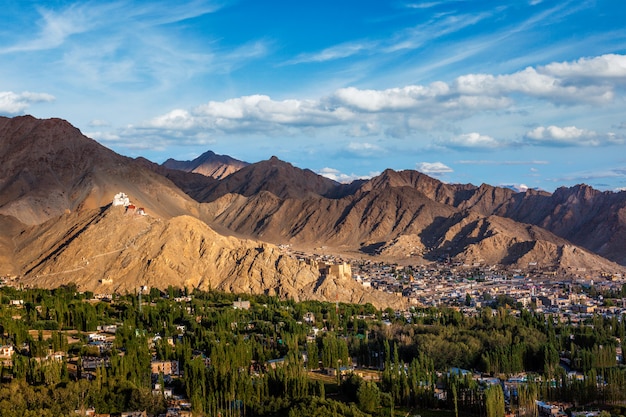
[485,384,505,417]
[357,381,381,414]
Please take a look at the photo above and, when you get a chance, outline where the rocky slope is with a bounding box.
[172,163,625,268]
[365,170,626,265]
[201,185,620,271]
[495,185,626,265]
[184,156,343,203]
[14,206,405,309]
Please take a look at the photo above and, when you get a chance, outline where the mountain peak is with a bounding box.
[195,155,340,201]
[162,149,248,180]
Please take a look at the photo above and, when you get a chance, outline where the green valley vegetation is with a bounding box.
[1,284,626,416]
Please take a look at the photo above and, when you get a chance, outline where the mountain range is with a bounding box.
[1,116,625,307]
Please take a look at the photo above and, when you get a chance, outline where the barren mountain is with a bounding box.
[0,115,201,225]
[13,205,405,309]
[367,171,626,265]
[202,183,620,271]
[495,185,626,265]
[162,150,249,179]
[0,116,407,308]
[187,156,342,202]
[192,164,626,268]
[1,115,624,306]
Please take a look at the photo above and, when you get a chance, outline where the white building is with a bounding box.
[112,192,130,207]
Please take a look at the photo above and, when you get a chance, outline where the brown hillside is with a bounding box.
[192,156,341,202]
[0,116,200,225]
[496,185,626,265]
[14,206,405,309]
[202,183,623,273]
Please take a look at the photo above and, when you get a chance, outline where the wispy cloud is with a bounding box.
[404,2,444,10]
[284,7,495,65]
[344,141,386,157]
[1,1,220,54]
[0,4,91,53]
[0,91,55,114]
[549,167,626,184]
[286,42,375,65]
[0,1,260,91]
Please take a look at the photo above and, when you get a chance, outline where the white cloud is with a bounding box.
[416,162,453,176]
[140,95,355,137]
[444,132,502,149]
[0,91,55,114]
[525,125,600,146]
[88,119,110,127]
[347,122,380,137]
[85,131,121,142]
[120,53,626,149]
[500,183,530,192]
[149,109,196,130]
[331,83,450,112]
[540,54,626,81]
[317,167,377,183]
[454,66,615,104]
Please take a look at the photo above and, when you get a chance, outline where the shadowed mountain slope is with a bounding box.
[0,116,200,225]
[188,156,342,202]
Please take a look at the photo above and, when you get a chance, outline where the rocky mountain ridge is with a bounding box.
[160,157,626,268]
[1,115,625,307]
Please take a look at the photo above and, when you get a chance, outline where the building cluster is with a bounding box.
[280,245,626,322]
[350,260,626,320]
[112,192,147,216]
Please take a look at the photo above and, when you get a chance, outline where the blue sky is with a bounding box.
[1,0,625,191]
